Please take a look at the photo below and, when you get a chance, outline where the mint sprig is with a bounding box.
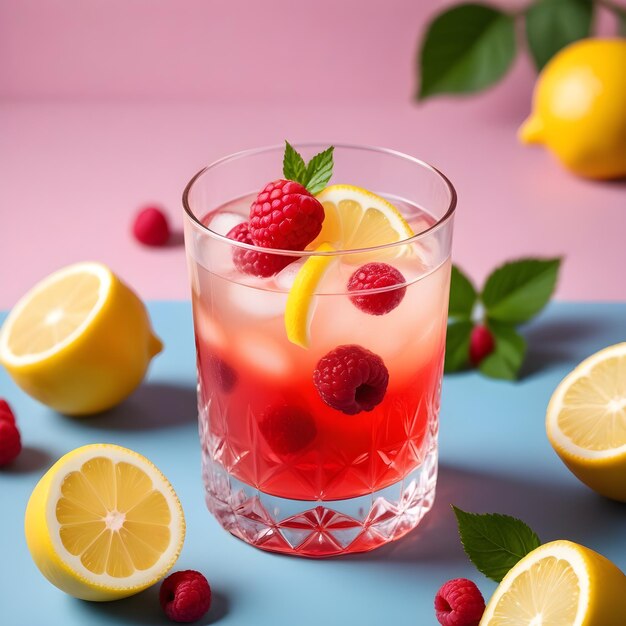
[444,258,561,380]
[283,141,334,195]
[453,506,541,582]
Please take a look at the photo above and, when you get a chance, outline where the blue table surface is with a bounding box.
[1,301,626,625]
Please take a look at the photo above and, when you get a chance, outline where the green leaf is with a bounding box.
[479,322,527,380]
[525,0,593,70]
[444,320,473,373]
[449,265,477,320]
[304,146,334,195]
[453,506,541,582]
[417,3,516,100]
[482,258,561,324]
[283,141,308,186]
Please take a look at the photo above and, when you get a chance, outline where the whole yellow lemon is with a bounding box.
[519,38,626,180]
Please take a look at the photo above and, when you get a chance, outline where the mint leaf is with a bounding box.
[482,258,561,324]
[282,143,334,194]
[283,141,308,186]
[444,320,473,373]
[479,322,526,380]
[453,506,541,582]
[525,0,593,70]
[417,3,516,99]
[304,146,334,195]
[449,265,477,320]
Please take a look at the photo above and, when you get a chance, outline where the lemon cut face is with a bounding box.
[546,343,626,501]
[25,444,185,601]
[548,343,626,457]
[480,540,626,626]
[0,262,111,366]
[309,185,414,260]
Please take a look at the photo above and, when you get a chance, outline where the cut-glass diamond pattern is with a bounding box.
[198,356,442,556]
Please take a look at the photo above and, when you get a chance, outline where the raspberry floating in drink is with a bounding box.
[259,405,317,455]
[249,179,325,250]
[313,345,389,415]
[347,262,407,315]
[226,221,294,277]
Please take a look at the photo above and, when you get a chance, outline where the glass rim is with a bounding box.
[182,142,457,258]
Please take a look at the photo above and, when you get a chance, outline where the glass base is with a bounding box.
[201,438,438,558]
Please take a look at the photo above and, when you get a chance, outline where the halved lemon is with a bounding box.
[285,186,415,348]
[0,262,162,415]
[480,540,626,625]
[546,343,626,501]
[309,184,414,260]
[25,444,185,601]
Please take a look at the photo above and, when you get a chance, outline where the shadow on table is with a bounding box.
[76,585,229,625]
[4,445,52,474]
[73,383,197,431]
[347,463,625,564]
[520,315,607,379]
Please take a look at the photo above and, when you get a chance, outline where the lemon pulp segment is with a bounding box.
[56,457,172,577]
[0,262,109,365]
[309,185,414,261]
[556,352,626,453]
[487,556,580,624]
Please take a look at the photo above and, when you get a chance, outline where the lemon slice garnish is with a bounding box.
[309,184,414,262]
[25,444,185,601]
[284,186,415,348]
[480,540,626,624]
[546,343,626,501]
[285,242,335,348]
[0,262,162,415]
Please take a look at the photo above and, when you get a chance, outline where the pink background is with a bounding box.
[1,0,625,308]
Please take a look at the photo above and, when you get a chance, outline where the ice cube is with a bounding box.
[194,304,228,349]
[207,212,245,236]
[236,331,291,378]
[274,258,307,291]
[228,281,288,319]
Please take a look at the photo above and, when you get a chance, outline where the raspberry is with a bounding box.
[469,325,495,366]
[435,578,485,626]
[159,570,212,623]
[347,262,407,315]
[226,222,294,277]
[249,179,324,250]
[259,405,317,455]
[205,354,237,393]
[133,206,171,246]
[0,399,15,424]
[313,345,389,415]
[0,420,21,467]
